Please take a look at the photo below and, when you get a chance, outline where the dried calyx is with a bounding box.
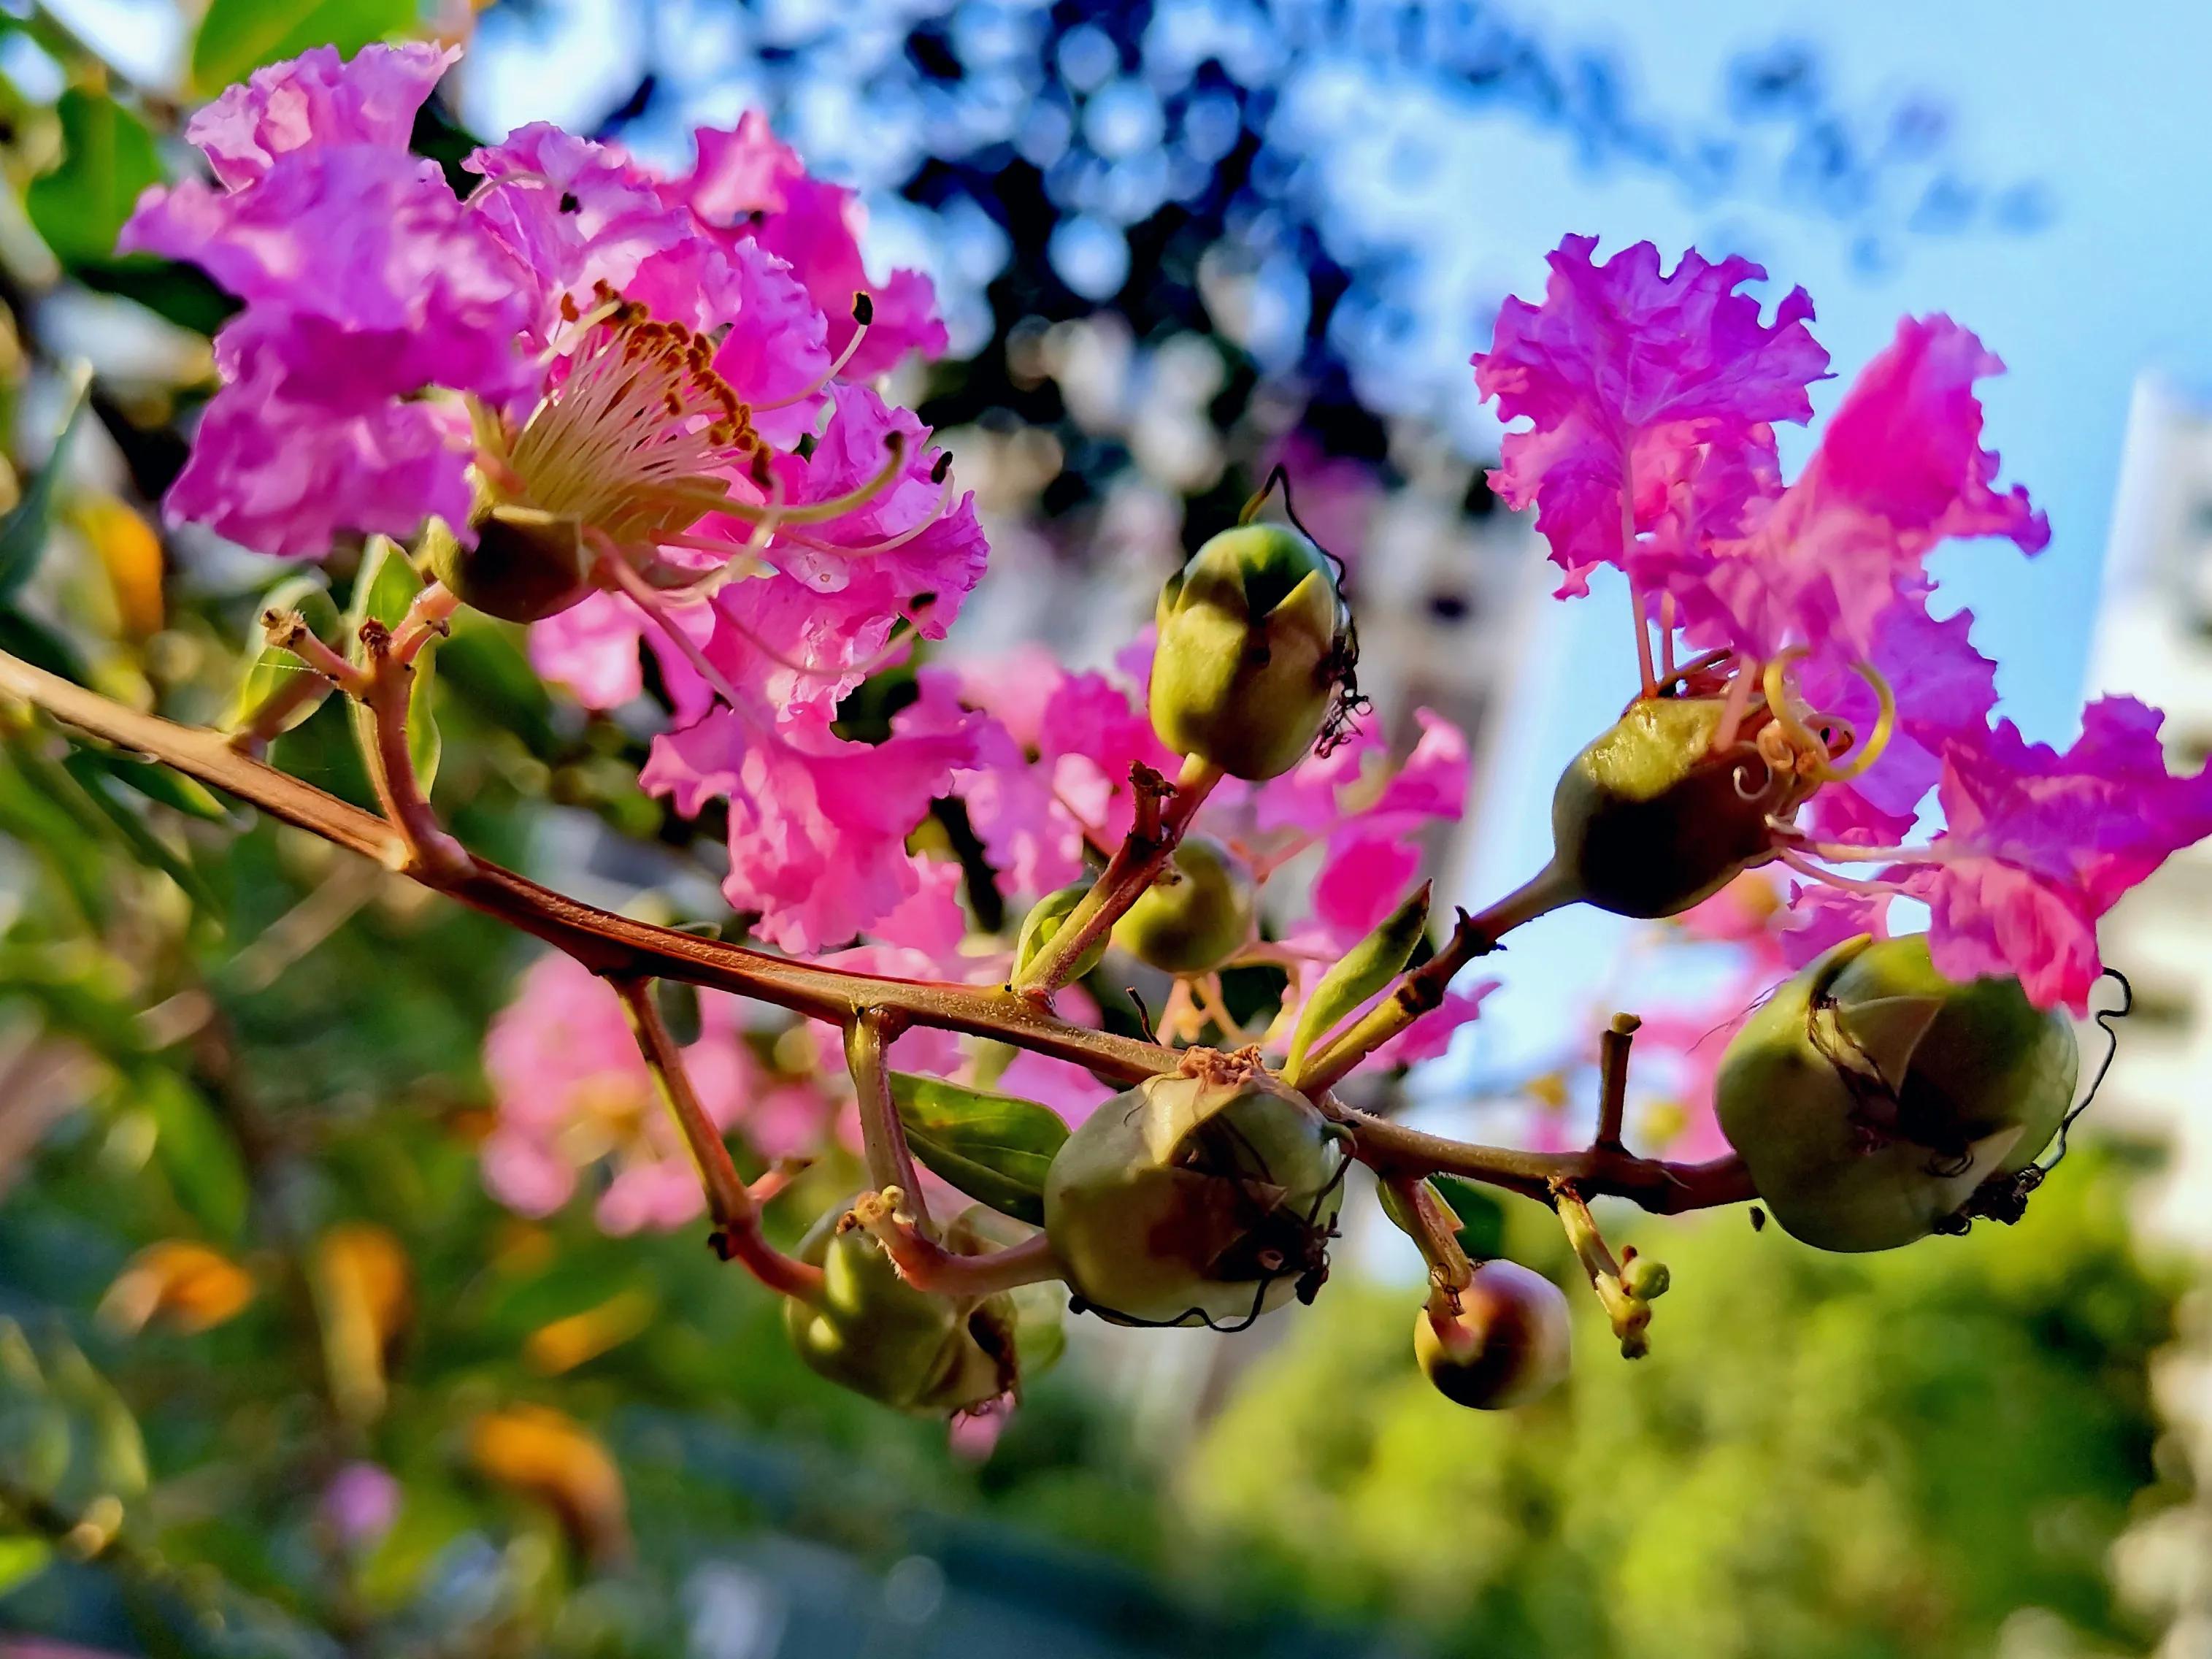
[1042,1047,1346,1327]
[1716,934,2079,1252]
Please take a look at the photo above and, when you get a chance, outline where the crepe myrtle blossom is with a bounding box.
[1475,233,2212,1009]
[123,42,975,670]
[128,43,996,949]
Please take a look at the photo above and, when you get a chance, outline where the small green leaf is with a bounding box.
[0,1536,50,1598]
[64,743,231,823]
[890,1073,1072,1226]
[229,573,341,740]
[1283,881,1432,1081]
[345,536,440,790]
[136,1070,251,1244]
[191,0,418,96]
[58,750,220,910]
[23,91,161,269]
[1429,1175,1507,1262]
[0,360,93,602]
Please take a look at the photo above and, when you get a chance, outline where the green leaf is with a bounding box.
[228,573,341,740]
[345,536,440,790]
[1283,881,1432,1080]
[0,1536,50,1598]
[190,0,418,96]
[889,1073,1072,1226]
[137,1070,251,1244]
[1428,1175,1506,1262]
[0,360,93,602]
[58,750,220,910]
[63,743,232,823]
[23,90,161,269]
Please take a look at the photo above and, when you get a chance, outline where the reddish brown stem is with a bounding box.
[612,976,823,1304]
[1012,754,1223,995]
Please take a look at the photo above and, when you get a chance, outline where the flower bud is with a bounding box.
[1549,697,1812,919]
[783,1203,1022,1414]
[1716,934,2078,1252]
[1015,882,1107,982]
[1043,1049,1343,1326]
[1413,1260,1572,1410]
[1150,524,1348,780]
[423,502,593,624]
[1111,835,1256,976]
[1620,1256,1670,1300]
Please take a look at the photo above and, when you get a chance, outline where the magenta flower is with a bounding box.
[481,954,755,1233]
[641,674,980,954]
[1473,234,1829,598]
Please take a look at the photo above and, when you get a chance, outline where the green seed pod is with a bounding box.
[1619,1255,1670,1300]
[1716,934,2079,1253]
[782,1204,1022,1415]
[1413,1260,1572,1411]
[1150,523,1348,780]
[423,503,593,624]
[1043,1051,1343,1326]
[1111,835,1256,975]
[1549,697,1813,919]
[1014,882,1107,983]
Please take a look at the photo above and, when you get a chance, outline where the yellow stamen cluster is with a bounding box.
[491,283,762,551]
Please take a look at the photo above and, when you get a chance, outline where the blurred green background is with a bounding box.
[0,1,2202,1655]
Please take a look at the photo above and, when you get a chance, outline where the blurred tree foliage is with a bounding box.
[1186,1149,2183,1659]
[0,1,2178,1656]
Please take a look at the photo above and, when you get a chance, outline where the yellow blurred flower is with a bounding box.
[469,1405,631,1566]
[96,1240,256,1336]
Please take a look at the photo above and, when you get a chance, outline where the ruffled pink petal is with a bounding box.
[165,337,475,558]
[596,1159,707,1235]
[642,691,979,954]
[480,1127,578,1217]
[1878,697,2212,1008]
[1310,831,1423,948]
[1473,235,1828,594]
[186,42,458,188]
[1371,984,1496,1068]
[675,115,806,223]
[1684,316,2047,661]
[124,147,531,405]
[750,177,948,377]
[762,384,986,640]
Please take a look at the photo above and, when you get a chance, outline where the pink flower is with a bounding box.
[187,41,458,188]
[481,954,753,1233]
[1797,597,2000,844]
[1472,235,1829,597]
[1900,698,2212,1010]
[642,684,980,954]
[1684,316,2048,663]
[321,1461,402,1549]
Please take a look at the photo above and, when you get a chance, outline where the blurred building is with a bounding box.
[2085,375,2212,1659]
[2081,377,2212,1251]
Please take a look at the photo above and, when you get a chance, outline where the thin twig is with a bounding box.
[1013,754,1224,995]
[1593,1012,1639,1154]
[845,1010,932,1233]
[612,975,823,1303]
[846,1188,1067,1297]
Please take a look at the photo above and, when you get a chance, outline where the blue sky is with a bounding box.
[1415,0,2212,1070]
